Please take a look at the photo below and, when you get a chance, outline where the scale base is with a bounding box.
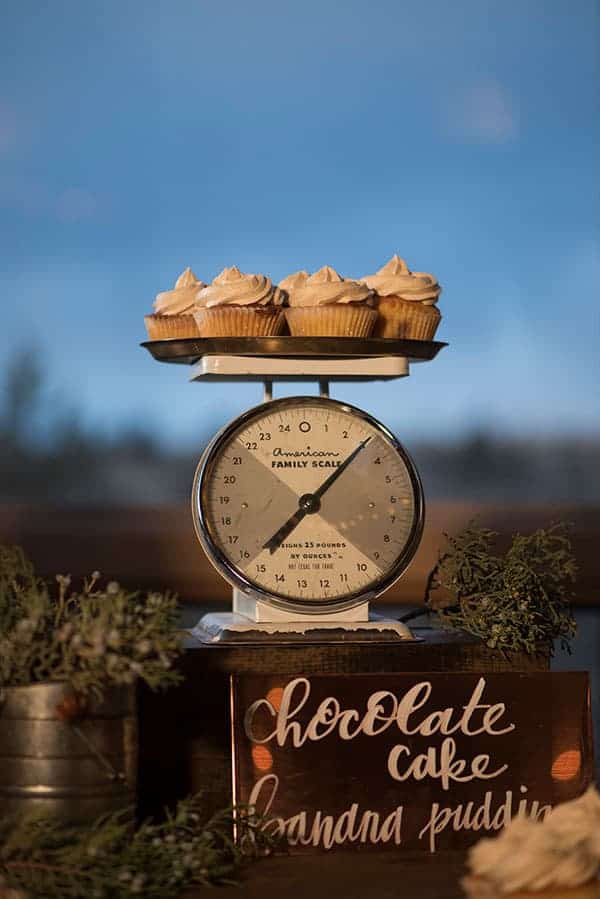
[232,590,370,623]
[190,611,414,644]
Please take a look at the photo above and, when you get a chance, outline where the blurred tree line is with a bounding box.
[1,350,598,504]
[0,351,191,503]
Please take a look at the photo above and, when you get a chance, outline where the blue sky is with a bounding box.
[1,0,598,447]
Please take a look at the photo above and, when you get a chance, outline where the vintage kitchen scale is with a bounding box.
[142,336,446,643]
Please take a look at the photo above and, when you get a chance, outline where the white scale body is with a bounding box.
[182,350,439,643]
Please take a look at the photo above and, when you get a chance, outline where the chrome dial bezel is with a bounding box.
[191,396,424,615]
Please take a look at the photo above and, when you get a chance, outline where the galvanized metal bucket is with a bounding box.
[0,682,137,823]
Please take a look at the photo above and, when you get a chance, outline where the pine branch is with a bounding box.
[0,797,277,898]
[425,522,577,655]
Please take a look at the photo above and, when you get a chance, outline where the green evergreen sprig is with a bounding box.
[425,523,577,655]
[0,546,183,696]
[0,796,274,899]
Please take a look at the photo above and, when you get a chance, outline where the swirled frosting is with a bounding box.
[287,265,372,307]
[466,787,600,895]
[197,266,283,308]
[278,270,309,295]
[362,255,441,305]
[153,267,206,315]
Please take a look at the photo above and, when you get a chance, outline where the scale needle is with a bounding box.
[262,436,372,554]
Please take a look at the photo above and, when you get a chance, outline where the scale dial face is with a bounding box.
[192,396,424,614]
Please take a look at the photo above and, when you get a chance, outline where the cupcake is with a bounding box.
[462,787,600,899]
[144,267,206,339]
[194,266,285,337]
[278,270,310,296]
[361,254,442,340]
[284,265,376,337]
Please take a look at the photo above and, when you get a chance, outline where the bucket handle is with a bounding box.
[69,723,126,783]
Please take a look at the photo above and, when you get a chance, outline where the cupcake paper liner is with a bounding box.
[285,305,377,337]
[372,296,441,340]
[193,307,286,337]
[144,314,200,339]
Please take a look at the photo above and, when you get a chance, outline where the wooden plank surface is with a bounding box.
[0,502,598,605]
[182,852,468,899]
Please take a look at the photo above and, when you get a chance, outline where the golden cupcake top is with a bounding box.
[464,787,600,898]
[197,266,283,308]
[286,265,372,308]
[362,255,441,305]
[153,267,206,316]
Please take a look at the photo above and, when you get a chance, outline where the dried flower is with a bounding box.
[135,639,152,656]
[107,629,121,649]
[130,874,145,893]
[56,623,73,642]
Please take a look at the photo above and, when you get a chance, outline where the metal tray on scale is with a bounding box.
[141,337,447,381]
[142,336,446,364]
